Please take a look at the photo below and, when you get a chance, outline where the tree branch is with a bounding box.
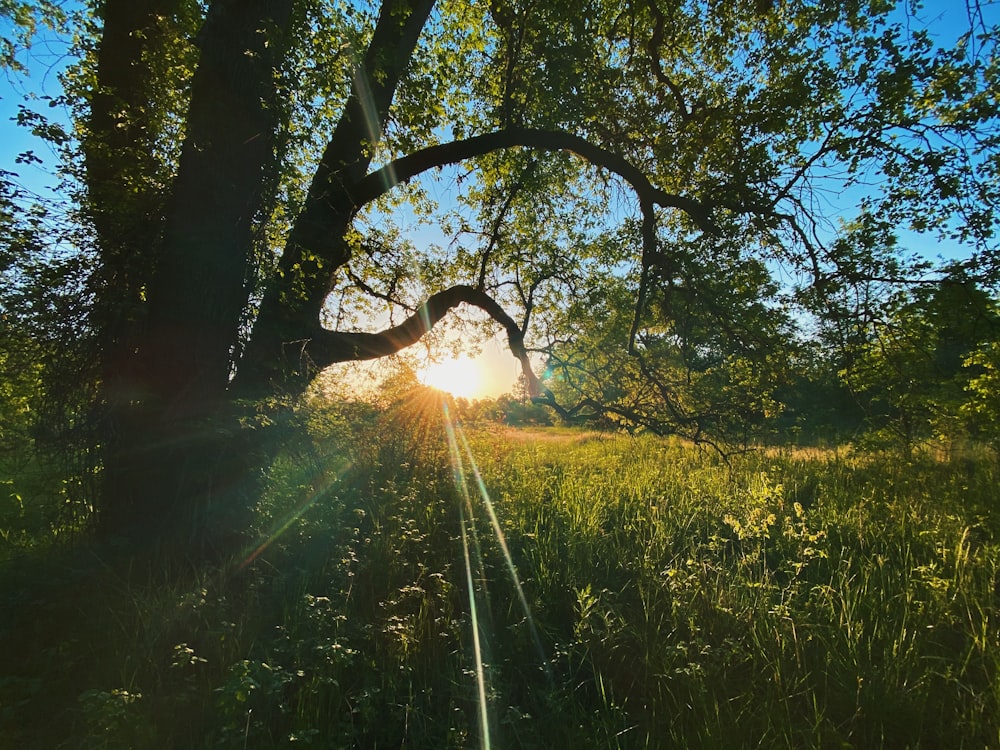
[643,0,694,121]
[478,175,525,290]
[350,128,717,233]
[351,129,717,360]
[236,0,436,392]
[303,284,543,395]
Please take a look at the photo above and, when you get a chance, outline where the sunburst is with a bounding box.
[418,356,482,399]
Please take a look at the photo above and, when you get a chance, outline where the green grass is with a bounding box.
[466,430,999,747]
[1,399,998,748]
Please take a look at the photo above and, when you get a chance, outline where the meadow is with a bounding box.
[1,391,998,748]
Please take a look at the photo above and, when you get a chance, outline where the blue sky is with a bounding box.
[1,9,77,233]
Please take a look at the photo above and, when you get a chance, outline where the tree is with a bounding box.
[538,228,797,445]
[1,139,95,522]
[963,340,1000,454]
[7,0,999,554]
[843,265,1000,453]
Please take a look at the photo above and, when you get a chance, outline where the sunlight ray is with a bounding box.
[444,404,493,750]
[455,426,552,682]
[236,461,347,572]
[351,50,398,193]
[444,406,494,616]
[458,502,493,750]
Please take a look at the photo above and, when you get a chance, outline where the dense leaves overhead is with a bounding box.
[7,0,998,381]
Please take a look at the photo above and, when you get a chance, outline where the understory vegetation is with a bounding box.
[2,390,997,749]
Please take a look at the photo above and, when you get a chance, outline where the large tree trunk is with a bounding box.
[94,0,435,558]
[235,0,436,396]
[96,0,294,555]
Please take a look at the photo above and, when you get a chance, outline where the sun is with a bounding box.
[419,356,482,399]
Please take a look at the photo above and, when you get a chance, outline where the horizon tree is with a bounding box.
[841,264,1000,452]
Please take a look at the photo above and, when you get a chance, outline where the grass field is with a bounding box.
[1,394,998,748]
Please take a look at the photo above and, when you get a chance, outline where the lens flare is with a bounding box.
[455,425,550,678]
[444,404,493,749]
[237,459,347,572]
[442,401,552,748]
[351,54,398,193]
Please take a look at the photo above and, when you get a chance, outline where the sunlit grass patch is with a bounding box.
[467,429,1000,747]
[1,412,998,748]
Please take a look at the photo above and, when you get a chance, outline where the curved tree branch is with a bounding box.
[236,0,437,393]
[350,128,717,233]
[349,128,721,359]
[246,120,729,395]
[304,284,544,395]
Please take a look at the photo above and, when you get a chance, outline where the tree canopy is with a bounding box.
[2,0,999,551]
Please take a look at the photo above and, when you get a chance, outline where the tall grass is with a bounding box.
[1,400,997,748]
[465,428,1000,748]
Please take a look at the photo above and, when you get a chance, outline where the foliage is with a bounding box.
[0,1,65,74]
[539,229,797,444]
[0,158,97,544]
[3,3,1000,742]
[962,339,1000,453]
[840,266,1000,453]
[2,0,1000,553]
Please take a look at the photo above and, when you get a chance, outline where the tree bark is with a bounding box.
[235,0,436,396]
[97,0,295,555]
